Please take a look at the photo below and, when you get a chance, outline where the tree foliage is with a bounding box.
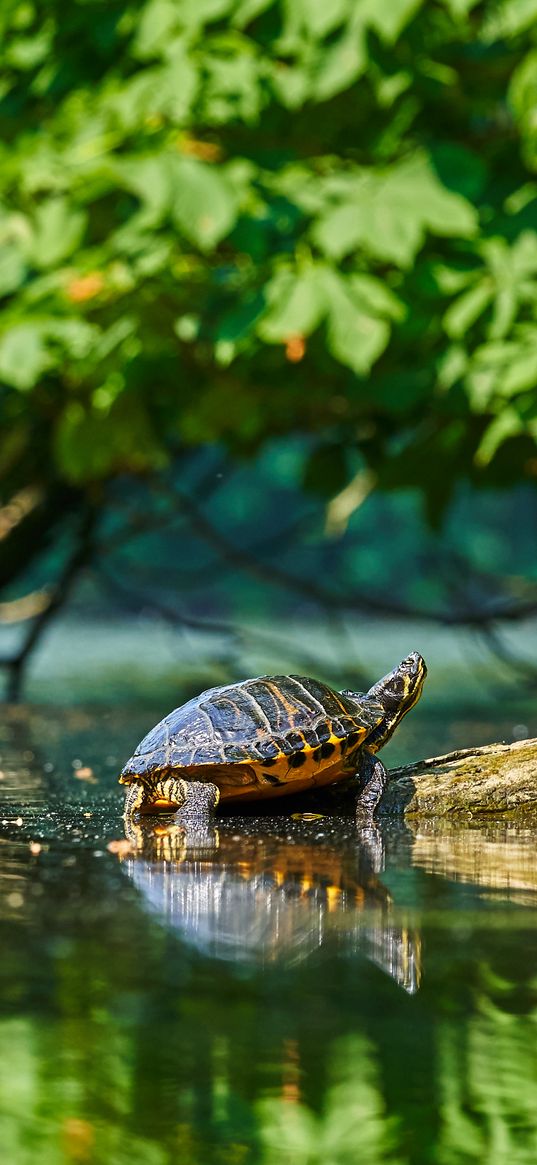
[1,0,537,522]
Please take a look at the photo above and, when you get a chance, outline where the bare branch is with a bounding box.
[1,507,96,701]
[0,487,43,541]
[96,562,240,641]
[0,589,52,624]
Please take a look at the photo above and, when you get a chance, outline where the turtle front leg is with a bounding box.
[123,777,219,821]
[123,782,145,819]
[355,749,387,826]
[123,776,187,818]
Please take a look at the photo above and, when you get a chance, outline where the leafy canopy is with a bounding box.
[1,0,537,518]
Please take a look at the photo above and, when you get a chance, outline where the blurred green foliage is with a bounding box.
[1,0,537,522]
[3,913,537,1165]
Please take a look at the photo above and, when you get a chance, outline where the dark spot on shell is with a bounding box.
[313,747,322,762]
[287,731,305,750]
[262,756,278,767]
[289,752,307,768]
[316,723,331,742]
[263,772,284,786]
[347,731,361,747]
[320,742,335,759]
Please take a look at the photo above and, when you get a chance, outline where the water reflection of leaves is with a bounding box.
[258,1035,400,1165]
[3,817,537,1162]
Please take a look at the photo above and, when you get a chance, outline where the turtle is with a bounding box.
[119,651,426,825]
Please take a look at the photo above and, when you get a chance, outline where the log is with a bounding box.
[381,737,537,819]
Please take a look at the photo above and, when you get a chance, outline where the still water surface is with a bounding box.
[1,702,537,1164]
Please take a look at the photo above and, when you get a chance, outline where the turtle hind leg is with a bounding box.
[178,781,220,821]
[355,749,387,826]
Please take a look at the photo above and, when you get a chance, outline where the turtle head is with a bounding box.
[363,652,427,752]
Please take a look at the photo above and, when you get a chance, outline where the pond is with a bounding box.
[1,632,537,1165]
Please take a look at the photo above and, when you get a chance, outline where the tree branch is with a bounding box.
[1,507,96,701]
[160,485,537,627]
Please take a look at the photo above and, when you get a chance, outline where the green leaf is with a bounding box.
[257,268,327,342]
[46,318,100,359]
[475,408,524,466]
[93,318,138,363]
[133,0,179,60]
[108,52,198,128]
[483,0,537,41]
[441,0,481,15]
[312,154,478,267]
[0,244,26,297]
[433,264,478,295]
[397,153,478,238]
[465,339,537,412]
[159,45,199,121]
[270,62,313,108]
[347,274,405,321]
[233,0,275,27]
[312,199,373,263]
[367,0,424,44]
[443,281,493,339]
[488,285,518,341]
[202,38,263,125]
[30,197,87,270]
[311,29,367,100]
[510,50,537,166]
[6,24,53,70]
[281,0,348,40]
[502,345,537,395]
[115,156,173,227]
[0,323,51,390]
[510,230,537,276]
[170,158,238,249]
[322,270,391,373]
[436,344,468,390]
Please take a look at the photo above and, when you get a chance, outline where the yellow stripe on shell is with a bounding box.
[262,728,366,767]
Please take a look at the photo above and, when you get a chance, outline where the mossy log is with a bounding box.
[381,738,537,819]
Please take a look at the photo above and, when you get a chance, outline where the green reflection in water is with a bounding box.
[1,708,537,1164]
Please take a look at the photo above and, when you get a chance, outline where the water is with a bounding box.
[1,690,537,1164]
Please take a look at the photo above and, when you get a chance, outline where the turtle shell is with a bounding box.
[119,674,385,803]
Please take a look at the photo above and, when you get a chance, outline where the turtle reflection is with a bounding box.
[118,816,421,992]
